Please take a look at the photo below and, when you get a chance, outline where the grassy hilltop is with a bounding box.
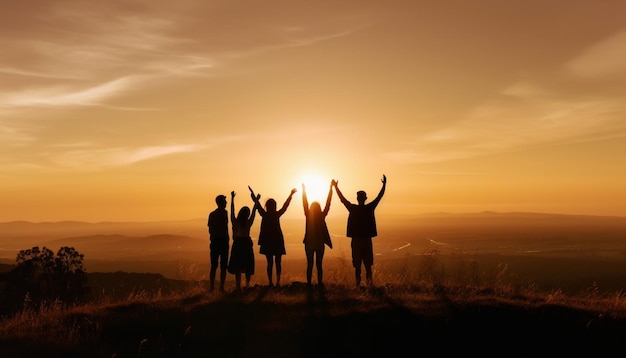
[3,213,626,356]
[2,269,626,357]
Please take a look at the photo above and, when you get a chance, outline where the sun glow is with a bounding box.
[297,172,332,204]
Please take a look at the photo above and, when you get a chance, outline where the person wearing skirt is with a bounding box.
[228,190,258,290]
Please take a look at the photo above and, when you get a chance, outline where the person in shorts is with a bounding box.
[208,194,229,292]
[333,175,387,287]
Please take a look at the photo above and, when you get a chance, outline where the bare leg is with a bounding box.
[265,255,274,286]
[219,266,227,292]
[305,249,314,285]
[315,251,324,285]
[235,272,242,290]
[355,265,362,287]
[365,265,373,287]
[210,265,217,292]
[351,239,361,287]
[275,255,282,287]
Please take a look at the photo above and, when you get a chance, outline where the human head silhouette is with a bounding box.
[356,190,367,204]
[309,201,322,215]
[216,195,227,208]
[237,206,251,222]
[265,198,277,212]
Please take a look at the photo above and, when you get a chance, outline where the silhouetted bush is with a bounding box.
[1,246,89,311]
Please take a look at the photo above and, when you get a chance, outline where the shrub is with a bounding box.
[1,246,89,311]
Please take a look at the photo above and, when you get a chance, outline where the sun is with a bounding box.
[297,172,332,204]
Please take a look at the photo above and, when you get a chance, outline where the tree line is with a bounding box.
[0,246,88,312]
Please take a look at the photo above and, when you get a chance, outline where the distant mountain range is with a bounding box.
[4,211,626,228]
[0,218,207,239]
[1,211,624,250]
[3,212,626,242]
[410,211,626,227]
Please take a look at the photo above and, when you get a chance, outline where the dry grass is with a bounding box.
[3,251,626,357]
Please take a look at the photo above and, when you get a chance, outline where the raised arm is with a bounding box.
[247,194,260,225]
[248,186,265,215]
[370,174,387,207]
[230,191,236,223]
[323,180,334,215]
[248,186,258,204]
[332,179,350,207]
[278,188,297,215]
[301,183,309,216]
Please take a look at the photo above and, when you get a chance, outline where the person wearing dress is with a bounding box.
[249,185,297,287]
[302,180,334,288]
[228,190,259,290]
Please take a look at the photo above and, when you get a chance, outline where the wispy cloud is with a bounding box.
[285,26,366,47]
[0,121,37,146]
[37,133,243,172]
[49,144,206,171]
[385,30,626,165]
[0,1,370,154]
[0,77,139,108]
[1,3,367,109]
[566,31,626,79]
[0,66,87,80]
[219,24,367,63]
[386,91,626,164]
[0,133,247,175]
[0,7,216,114]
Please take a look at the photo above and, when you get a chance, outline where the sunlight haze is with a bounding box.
[2,1,626,222]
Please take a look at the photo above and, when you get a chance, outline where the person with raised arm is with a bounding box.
[228,190,259,290]
[302,180,334,289]
[333,175,387,288]
[248,185,297,288]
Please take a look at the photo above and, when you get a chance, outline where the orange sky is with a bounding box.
[1,1,626,222]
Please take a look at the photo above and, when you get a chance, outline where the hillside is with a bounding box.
[1,282,626,357]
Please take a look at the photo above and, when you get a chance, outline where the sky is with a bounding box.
[2,0,626,223]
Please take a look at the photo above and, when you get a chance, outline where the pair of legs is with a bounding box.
[210,246,228,292]
[354,262,373,287]
[351,237,373,287]
[264,254,282,287]
[234,272,252,290]
[305,247,325,286]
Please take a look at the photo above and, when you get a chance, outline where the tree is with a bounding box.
[3,246,89,309]
[53,246,88,302]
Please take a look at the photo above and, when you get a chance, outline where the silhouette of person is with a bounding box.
[302,180,334,288]
[207,194,229,292]
[248,185,297,287]
[228,190,259,290]
[333,175,387,287]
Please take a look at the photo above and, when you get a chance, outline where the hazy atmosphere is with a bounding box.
[2,1,626,222]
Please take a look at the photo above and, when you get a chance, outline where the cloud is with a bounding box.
[0,66,86,80]
[0,2,367,108]
[0,1,369,152]
[50,144,206,170]
[386,91,626,164]
[386,28,626,165]
[0,121,36,147]
[500,82,556,98]
[565,31,626,79]
[0,77,140,108]
[50,133,244,171]
[0,6,216,115]
[284,25,366,47]
[0,132,246,175]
